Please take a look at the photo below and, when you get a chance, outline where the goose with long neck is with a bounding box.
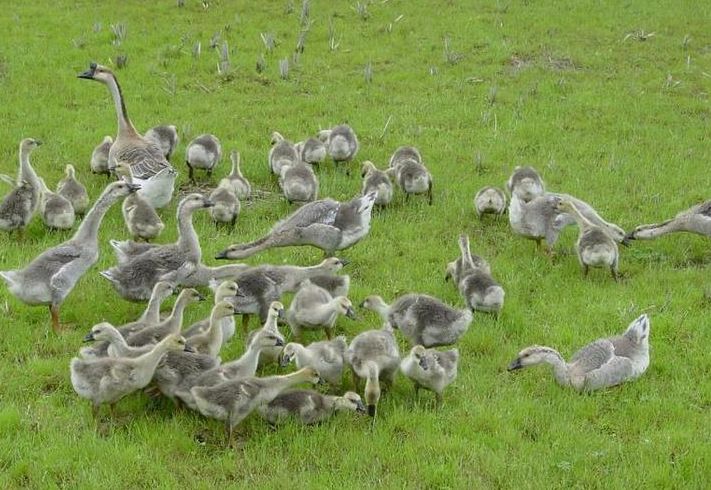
[186,301,239,358]
[226,150,251,201]
[626,199,711,242]
[184,280,243,343]
[17,138,42,213]
[100,194,214,301]
[78,63,176,208]
[70,334,192,418]
[0,181,139,333]
[508,314,651,391]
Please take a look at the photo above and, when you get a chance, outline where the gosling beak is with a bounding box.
[82,332,95,342]
[338,258,350,267]
[127,183,141,193]
[345,306,357,320]
[418,357,428,370]
[34,140,43,146]
[77,63,97,79]
[203,199,215,208]
[279,353,291,367]
[196,293,206,302]
[234,289,246,298]
[277,309,285,320]
[358,300,365,308]
[355,400,367,414]
[215,250,228,260]
[444,273,451,283]
[316,377,325,385]
[183,344,196,353]
[367,404,376,417]
[507,358,523,371]
[275,338,285,347]
[622,233,635,246]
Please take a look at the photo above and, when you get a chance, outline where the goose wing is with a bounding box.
[582,355,635,391]
[569,339,615,375]
[272,199,339,232]
[114,144,171,179]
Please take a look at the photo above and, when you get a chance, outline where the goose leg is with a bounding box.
[427,181,433,206]
[187,161,195,184]
[241,314,250,336]
[583,265,589,277]
[50,304,61,333]
[324,327,334,340]
[610,266,618,282]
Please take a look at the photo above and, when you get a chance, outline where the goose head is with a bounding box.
[251,329,285,351]
[359,294,385,310]
[270,131,285,145]
[295,366,322,385]
[163,334,194,353]
[279,342,301,367]
[212,300,239,320]
[317,129,332,143]
[507,345,559,371]
[64,164,77,179]
[267,301,286,321]
[77,62,114,84]
[152,281,176,301]
[336,391,367,414]
[319,257,349,273]
[20,138,42,153]
[409,345,429,370]
[215,280,243,301]
[623,314,650,345]
[178,193,214,213]
[82,322,118,343]
[104,180,141,198]
[360,160,376,178]
[335,297,357,319]
[177,288,205,305]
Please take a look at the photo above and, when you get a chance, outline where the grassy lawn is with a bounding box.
[1,0,710,487]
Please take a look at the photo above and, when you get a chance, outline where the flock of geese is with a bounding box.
[0,61,706,445]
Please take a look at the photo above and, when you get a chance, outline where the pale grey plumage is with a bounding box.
[38,177,75,230]
[125,288,203,347]
[225,150,251,201]
[90,136,113,175]
[257,390,365,425]
[145,124,179,160]
[186,133,221,182]
[286,280,356,341]
[400,345,459,403]
[280,336,348,386]
[269,132,299,176]
[57,164,89,215]
[474,186,506,217]
[626,200,711,241]
[361,161,393,207]
[279,160,318,203]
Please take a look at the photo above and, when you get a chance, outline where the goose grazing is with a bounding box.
[556,199,619,280]
[192,367,321,445]
[184,280,242,345]
[474,186,506,218]
[279,160,319,204]
[389,145,422,169]
[57,164,90,216]
[209,178,240,227]
[361,294,472,347]
[176,327,285,410]
[346,323,400,417]
[38,177,75,230]
[393,158,433,205]
[244,301,287,366]
[361,161,394,207]
[626,200,711,242]
[0,181,138,332]
[186,301,239,358]
[70,334,191,418]
[400,345,459,405]
[90,136,113,175]
[125,288,204,347]
[508,314,651,392]
[506,165,545,203]
[78,63,176,208]
[269,131,300,176]
[286,280,356,341]
[215,192,377,259]
[221,258,348,331]
[101,193,214,301]
[144,124,179,160]
[447,234,505,315]
[225,150,251,201]
[114,162,164,242]
[318,124,359,173]
[258,390,366,426]
[186,134,222,183]
[280,336,348,387]
[295,137,327,167]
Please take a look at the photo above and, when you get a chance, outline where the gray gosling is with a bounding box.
[191,367,321,446]
[153,349,219,406]
[279,160,319,203]
[225,150,251,201]
[506,165,545,203]
[508,191,563,254]
[209,178,240,227]
[508,314,651,392]
[115,161,164,242]
[57,164,89,216]
[389,146,422,169]
[280,336,348,387]
[626,199,711,242]
[400,345,459,404]
[215,193,377,259]
[126,288,204,347]
[226,258,347,332]
[79,322,152,359]
[145,124,179,160]
[70,334,191,418]
[78,63,176,208]
[186,133,222,183]
[295,137,327,167]
[448,234,505,315]
[184,280,242,344]
[38,177,75,230]
[186,301,239,358]
[361,161,394,207]
[299,274,350,298]
[90,136,113,175]
[556,199,619,281]
[269,131,299,176]
[474,186,507,218]
[286,280,356,341]
[361,294,472,347]
[245,301,287,367]
[393,158,433,205]
[258,390,365,426]
[0,181,139,332]
[318,124,359,173]
[0,138,42,234]
[346,322,400,418]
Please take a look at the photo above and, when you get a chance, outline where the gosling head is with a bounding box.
[319,257,349,273]
[64,164,76,179]
[279,342,300,367]
[114,162,132,180]
[152,281,176,300]
[252,329,285,351]
[268,301,286,321]
[336,391,367,414]
[623,313,650,346]
[103,180,141,198]
[335,297,357,319]
[178,288,205,305]
[179,193,214,212]
[295,366,321,385]
[359,295,385,310]
[507,345,559,371]
[212,300,238,319]
[163,334,194,353]
[82,322,117,343]
[409,345,429,371]
[554,198,576,215]
[270,131,284,145]
[20,138,42,153]
[215,280,243,301]
[361,160,376,178]
[444,261,457,283]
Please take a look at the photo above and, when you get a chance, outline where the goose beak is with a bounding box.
[34,140,43,146]
[622,232,635,245]
[196,293,206,302]
[275,338,285,347]
[82,332,95,342]
[127,183,141,193]
[507,358,523,371]
[345,306,357,320]
[367,404,376,417]
[316,376,325,385]
[215,250,228,260]
[233,289,245,298]
[277,309,285,320]
[78,63,97,79]
[418,357,428,370]
[203,199,215,208]
[279,353,291,367]
[355,400,367,414]
[183,344,196,353]
[338,258,350,267]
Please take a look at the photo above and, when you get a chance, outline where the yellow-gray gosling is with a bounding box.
[400,345,459,405]
[280,336,348,387]
[115,161,165,242]
[258,390,366,425]
[286,280,356,341]
[186,133,222,183]
[57,164,89,216]
[145,124,179,160]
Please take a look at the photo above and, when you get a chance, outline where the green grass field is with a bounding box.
[1,0,710,487]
